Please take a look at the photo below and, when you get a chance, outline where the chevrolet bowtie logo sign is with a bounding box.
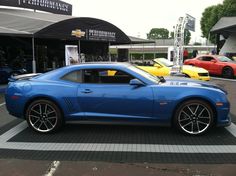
[71,29,86,38]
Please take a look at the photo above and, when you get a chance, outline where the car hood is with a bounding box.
[182,65,208,73]
[224,60,236,67]
[161,76,227,94]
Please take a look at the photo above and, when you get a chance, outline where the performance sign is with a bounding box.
[0,0,72,15]
[88,29,116,42]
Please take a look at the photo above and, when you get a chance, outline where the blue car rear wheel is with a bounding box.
[26,99,63,133]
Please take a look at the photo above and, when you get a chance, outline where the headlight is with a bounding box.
[198,73,209,77]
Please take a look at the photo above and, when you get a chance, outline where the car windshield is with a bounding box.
[154,58,174,67]
[128,65,161,83]
[217,56,232,62]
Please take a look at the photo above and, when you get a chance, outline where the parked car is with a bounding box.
[136,58,210,81]
[0,66,27,83]
[184,55,236,79]
[5,63,230,135]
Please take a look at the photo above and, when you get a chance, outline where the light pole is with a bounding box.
[71,29,85,62]
[32,36,36,73]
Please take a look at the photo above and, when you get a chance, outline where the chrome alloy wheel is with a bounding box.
[28,103,58,133]
[178,103,212,135]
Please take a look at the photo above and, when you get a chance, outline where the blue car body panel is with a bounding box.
[5,63,231,127]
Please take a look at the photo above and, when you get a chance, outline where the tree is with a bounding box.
[200,0,236,44]
[169,30,191,45]
[200,5,222,44]
[184,29,191,45]
[170,31,174,39]
[147,28,169,39]
[222,0,236,16]
[193,42,202,46]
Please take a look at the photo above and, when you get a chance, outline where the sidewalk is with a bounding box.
[0,160,235,176]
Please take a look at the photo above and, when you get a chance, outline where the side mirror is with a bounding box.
[158,76,166,83]
[129,79,145,86]
[211,59,217,63]
[154,64,162,68]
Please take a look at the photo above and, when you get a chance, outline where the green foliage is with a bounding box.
[184,29,191,45]
[170,32,174,39]
[147,28,169,39]
[201,5,221,44]
[222,0,236,16]
[168,30,191,45]
[193,42,202,46]
[201,0,236,44]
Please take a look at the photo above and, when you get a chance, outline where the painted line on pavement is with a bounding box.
[44,161,60,176]
[0,121,236,153]
[211,77,236,82]
[0,121,27,143]
[226,122,236,138]
[0,102,6,107]
[0,140,236,153]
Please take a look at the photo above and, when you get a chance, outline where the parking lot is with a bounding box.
[0,78,236,175]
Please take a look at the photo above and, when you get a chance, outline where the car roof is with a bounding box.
[62,62,132,70]
[69,62,131,66]
[197,55,222,57]
[34,62,133,80]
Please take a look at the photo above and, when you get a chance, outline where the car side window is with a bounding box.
[61,70,82,83]
[197,57,203,61]
[83,69,134,84]
[201,57,214,61]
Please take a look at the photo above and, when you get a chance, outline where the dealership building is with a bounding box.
[0,0,138,73]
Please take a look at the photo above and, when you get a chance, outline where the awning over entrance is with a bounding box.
[0,8,131,44]
[128,36,155,44]
[210,17,236,55]
[211,17,236,37]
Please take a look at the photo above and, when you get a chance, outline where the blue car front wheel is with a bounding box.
[26,99,63,133]
[174,99,214,135]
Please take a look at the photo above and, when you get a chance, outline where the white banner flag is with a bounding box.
[65,45,79,66]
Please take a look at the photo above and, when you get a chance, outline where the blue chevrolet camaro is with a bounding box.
[5,63,231,135]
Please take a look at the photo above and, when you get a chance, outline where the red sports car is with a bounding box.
[184,55,236,78]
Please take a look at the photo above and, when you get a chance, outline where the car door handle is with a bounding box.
[81,89,92,94]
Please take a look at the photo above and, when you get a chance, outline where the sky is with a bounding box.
[65,0,224,43]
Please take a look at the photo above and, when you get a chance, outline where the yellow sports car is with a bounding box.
[137,58,210,81]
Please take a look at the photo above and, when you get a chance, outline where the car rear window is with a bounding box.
[61,70,82,83]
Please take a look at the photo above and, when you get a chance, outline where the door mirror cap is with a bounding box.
[211,59,217,63]
[129,79,145,86]
[154,64,162,68]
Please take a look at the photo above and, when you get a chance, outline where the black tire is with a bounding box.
[26,99,63,133]
[173,99,214,135]
[222,67,234,79]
